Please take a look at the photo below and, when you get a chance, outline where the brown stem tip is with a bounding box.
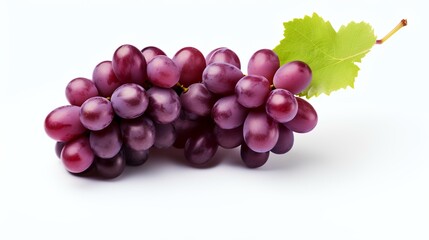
[376,19,407,44]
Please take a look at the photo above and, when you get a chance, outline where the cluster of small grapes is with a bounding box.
[44,44,317,179]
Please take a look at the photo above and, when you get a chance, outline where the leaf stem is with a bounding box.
[376,19,407,44]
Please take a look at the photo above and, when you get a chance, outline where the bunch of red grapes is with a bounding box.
[44,44,318,179]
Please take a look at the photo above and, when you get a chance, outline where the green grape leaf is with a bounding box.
[273,13,377,98]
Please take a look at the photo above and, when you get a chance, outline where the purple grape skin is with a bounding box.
[80,96,114,131]
[202,62,244,95]
[61,135,94,173]
[147,87,181,124]
[173,111,199,132]
[235,75,270,108]
[180,83,215,117]
[214,125,243,149]
[172,111,202,149]
[284,97,318,133]
[271,125,294,154]
[173,47,206,87]
[55,142,65,159]
[243,111,279,153]
[184,132,218,166]
[95,153,126,179]
[122,146,149,166]
[154,123,176,149]
[141,46,166,63]
[240,143,269,168]
[207,48,241,69]
[120,116,155,151]
[89,121,122,159]
[265,89,298,123]
[65,77,99,106]
[183,111,202,121]
[212,95,247,130]
[92,60,122,98]
[45,105,87,142]
[110,83,148,119]
[147,55,180,88]
[247,49,280,84]
[205,47,223,64]
[112,44,147,85]
[273,61,312,94]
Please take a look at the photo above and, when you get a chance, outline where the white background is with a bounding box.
[1,0,428,239]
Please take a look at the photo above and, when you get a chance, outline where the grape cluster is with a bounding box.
[44,44,318,179]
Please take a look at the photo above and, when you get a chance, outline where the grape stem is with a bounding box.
[376,19,407,44]
[175,82,188,92]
